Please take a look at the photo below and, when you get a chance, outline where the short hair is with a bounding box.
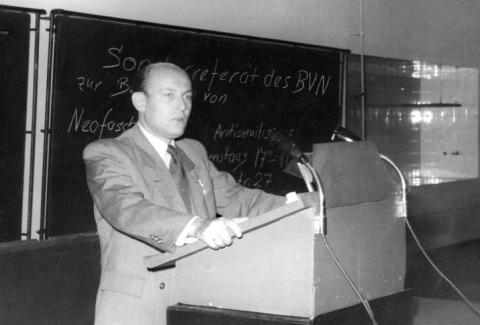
[130,62,189,93]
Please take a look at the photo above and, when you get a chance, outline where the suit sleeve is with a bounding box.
[190,141,286,218]
[83,140,191,252]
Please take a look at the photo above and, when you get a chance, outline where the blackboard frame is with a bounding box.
[42,9,349,237]
[0,5,45,242]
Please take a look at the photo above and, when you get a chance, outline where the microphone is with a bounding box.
[268,130,308,164]
[268,130,326,234]
[331,126,362,142]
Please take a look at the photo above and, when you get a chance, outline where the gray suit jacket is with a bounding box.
[83,124,284,325]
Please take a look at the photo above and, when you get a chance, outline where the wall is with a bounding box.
[0,0,477,244]
[1,0,478,239]
[0,0,476,243]
[2,0,479,66]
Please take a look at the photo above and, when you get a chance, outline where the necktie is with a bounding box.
[167,145,192,213]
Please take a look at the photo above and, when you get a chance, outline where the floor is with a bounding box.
[407,239,480,325]
[412,297,480,325]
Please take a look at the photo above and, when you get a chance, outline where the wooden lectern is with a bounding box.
[145,141,407,323]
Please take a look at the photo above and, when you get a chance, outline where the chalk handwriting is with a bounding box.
[67,107,136,139]
[74,46,332,107]
[253,146,291,170]
[203,92,228,104]
[293,70,331,96]
[212,122,294,142]
[77,77,103,92]
[185,58,260,92]
[102,45,152,72]
[213,122,272,141]
[263,68,291,89]
[110,76,131,97]
[64,44,336,194]
[236,170,273,189]
[266,151,292,170]
[253,146,267,168]
[208,146,248,172]
[184,58,331,96]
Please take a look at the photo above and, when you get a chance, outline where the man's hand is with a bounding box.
[191,217,247,249]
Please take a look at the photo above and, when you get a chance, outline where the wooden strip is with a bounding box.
[144,199,307,269]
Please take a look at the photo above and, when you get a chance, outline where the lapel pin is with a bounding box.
[198,179,207,195]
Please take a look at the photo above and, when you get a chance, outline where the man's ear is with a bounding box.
[131,92,146,112]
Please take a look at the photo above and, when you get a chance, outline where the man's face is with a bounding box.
[135,67,193,140]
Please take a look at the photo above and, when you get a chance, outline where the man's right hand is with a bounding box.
[191,217,247,249]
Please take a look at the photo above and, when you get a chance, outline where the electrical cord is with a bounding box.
[405,218,480,317]
[321,233,378,324]
[380,154,480,319]
[302,160,379,325]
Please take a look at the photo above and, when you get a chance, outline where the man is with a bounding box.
[83,62,287,325]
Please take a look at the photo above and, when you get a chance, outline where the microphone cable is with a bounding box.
[380,154,480,319]
[303,161,379,325]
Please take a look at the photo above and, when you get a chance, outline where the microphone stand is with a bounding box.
[297,157,326,235]
[267,129,326,233]
[296,162,314,192]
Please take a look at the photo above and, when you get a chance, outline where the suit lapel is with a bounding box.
[121,125,176,199]
[176,146,212,218]
[122,125,165,171]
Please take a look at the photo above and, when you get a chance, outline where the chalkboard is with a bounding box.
[45,10,347,237]
[0,7,30,242]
